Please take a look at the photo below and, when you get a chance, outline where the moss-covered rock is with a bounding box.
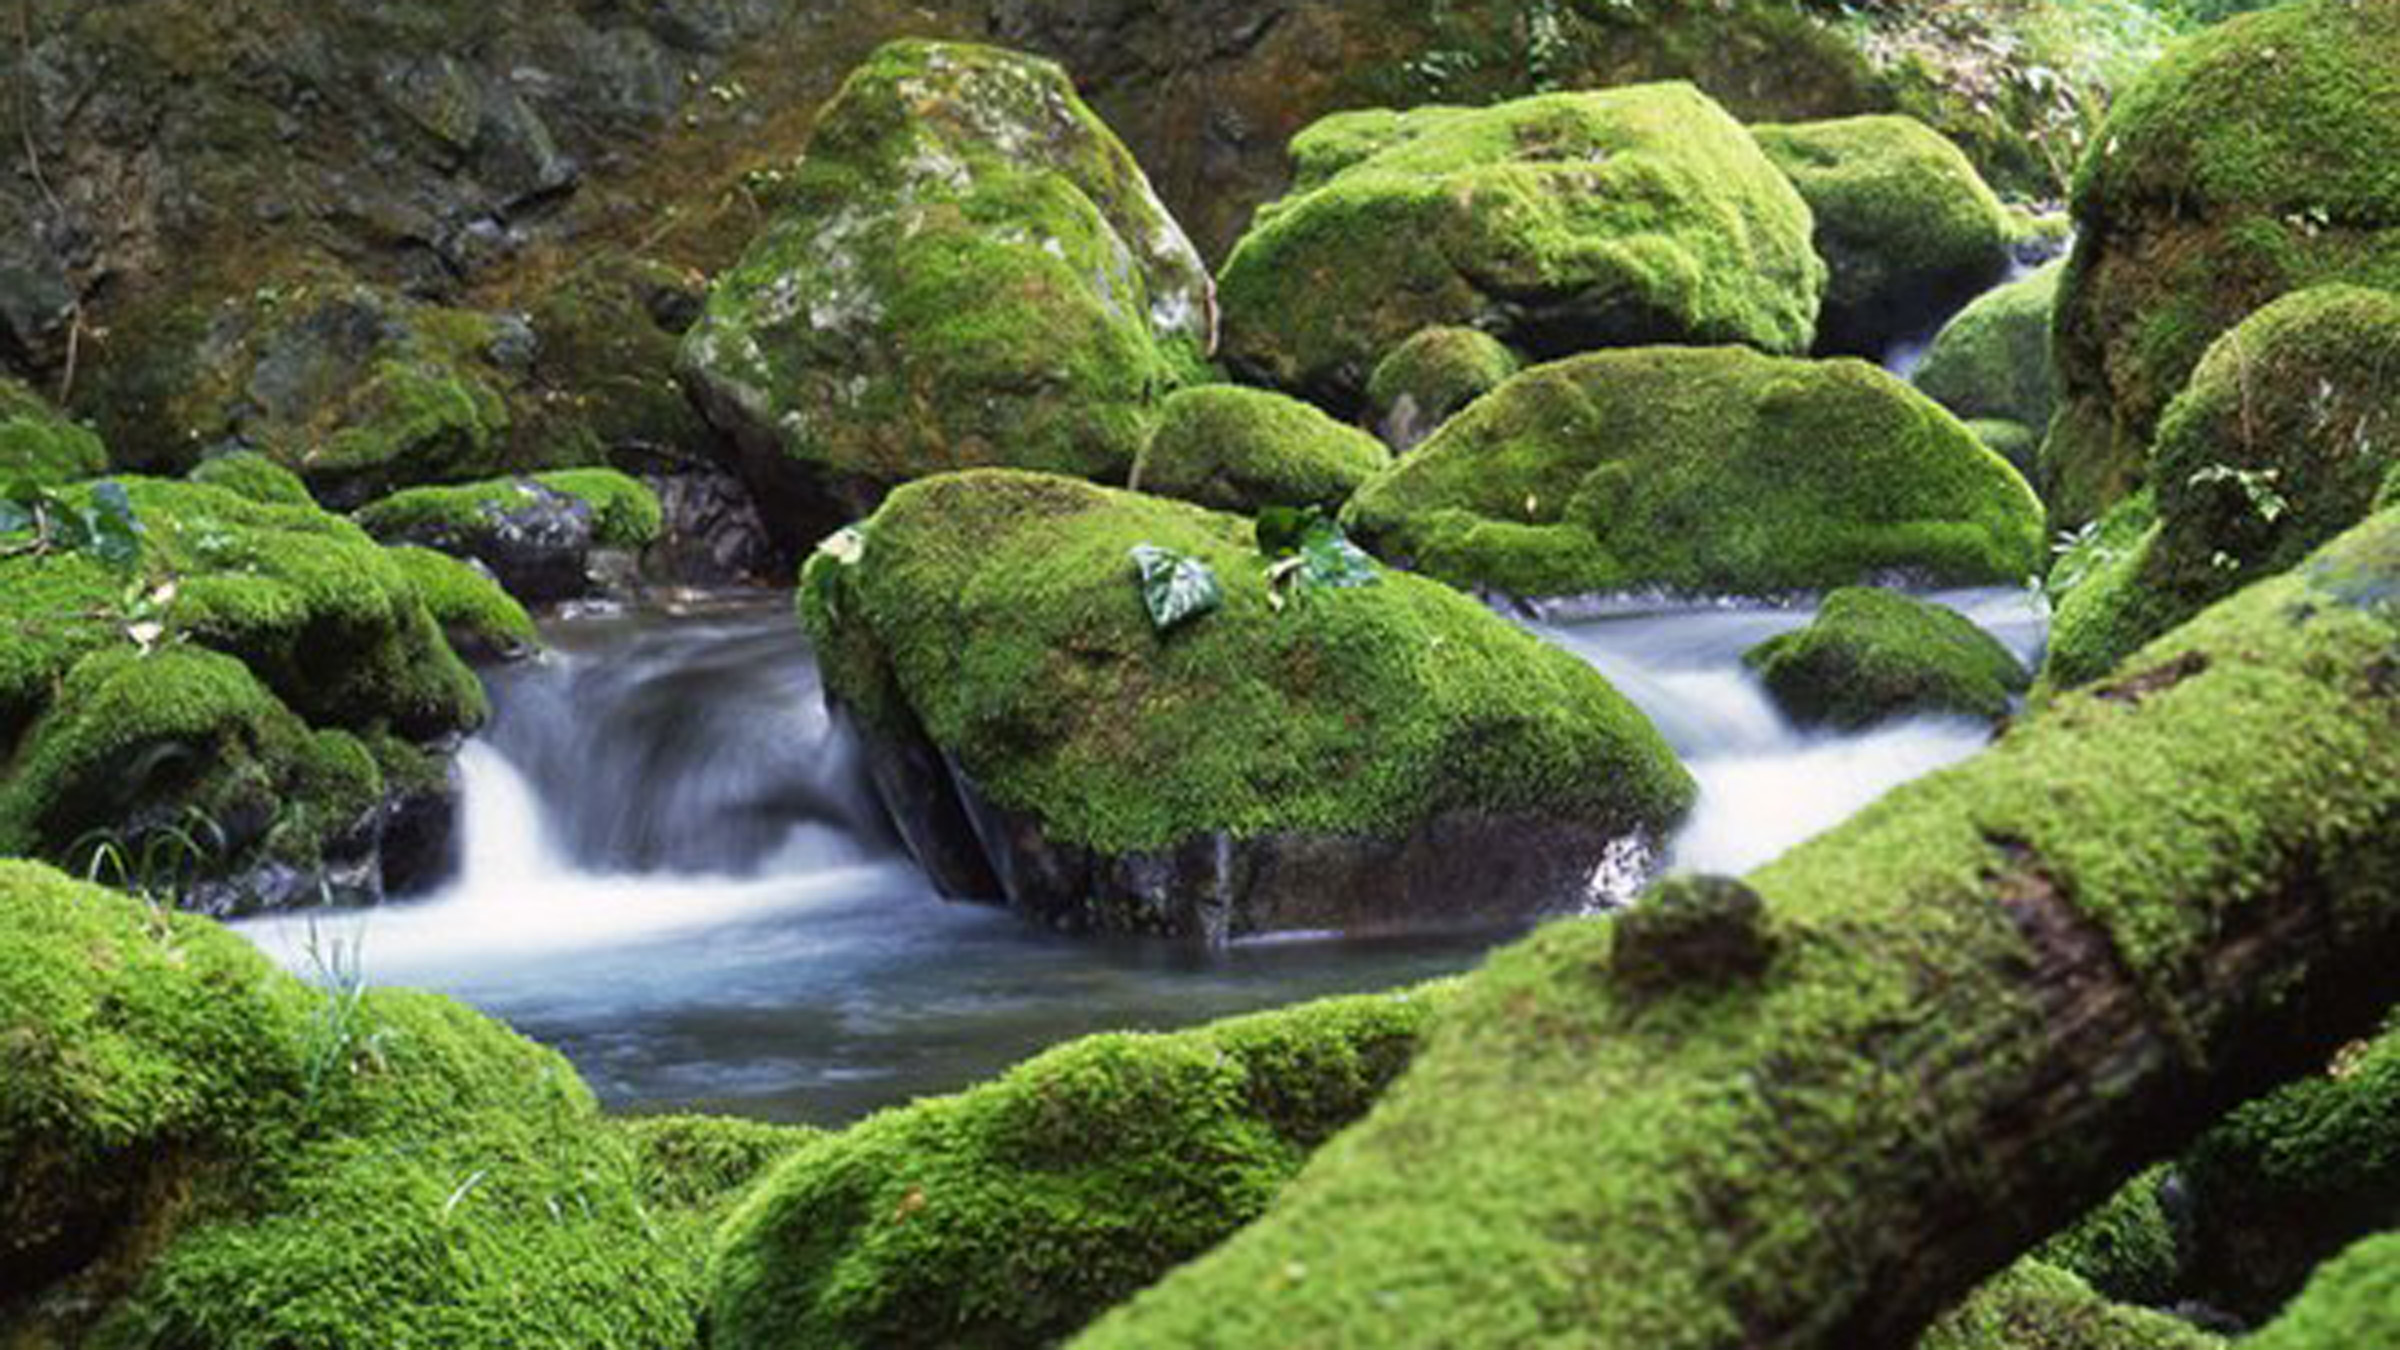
[385,546,539,662]
[2048,0,2400,525]
[1343,346,2046,599]
[2036,1166,2187,1308]
[354,469,664,604]
[680,40,1215,552]
[804,469,1692,938]
[709,985,1443,1349]
[1752,115,2016,358]
[0,377,106,485]
[2043,286,2400,688]
[0,863,806,1346]
[1130,386,1390,515]
[517,250,717,467]
[186,452,314,507]
[1216,83,1825,410]
[0,478,487,911]
[1917,1261,2222,1350]
[1365,326,1522,454]
[1967,419,2043,480]
[2245,1230,2400,1350]
[1745,587,2028,729]
[1917,261,2065,434]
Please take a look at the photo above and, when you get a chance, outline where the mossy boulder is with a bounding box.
[1215,83,1825,410]
[385,546,539,662]
[0,478,488,911]
[2044,286,2400,689]
[679,40,1215,552]
[2048,0,2400,525]
[709,985,1444,1349]
[517,250,717,468]
[1130,386,1390,516]
[1918,1261,2223,1350]
[0,377,106,485]
[1917,261,2065,434]
[2036,1166,2187,1308]
[1752,115,2016,358]
[354,469,664,605]
[1745,587,2028,729]
[2246,1231,2400,1350]
[1966,419,2043,480]
[186,452,314,507]
[0,863,807,1346]
[1342,346,2046,600]
[803,469,1693,939]
[1365,326,1523,454]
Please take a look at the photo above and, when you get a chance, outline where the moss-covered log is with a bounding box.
[1078,508,2400,1348]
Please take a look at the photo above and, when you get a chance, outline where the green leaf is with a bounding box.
[1255,504,1320,559]
[1131,544,1222,633]
[85,481,144,570]
[1299,528,1380,589]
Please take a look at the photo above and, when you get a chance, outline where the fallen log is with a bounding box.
[1076,509,2400,1348]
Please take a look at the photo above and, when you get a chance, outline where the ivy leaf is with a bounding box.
[85,481,144,570]
[1298,528,1380,590]
[1131,544,1221,633]
[1255,504,1318,559]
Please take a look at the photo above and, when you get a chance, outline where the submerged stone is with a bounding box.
[1343,346,2045,600]
[803,469,1693,940]
[1215,83,1825,410]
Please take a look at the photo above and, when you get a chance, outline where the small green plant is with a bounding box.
[71,807,226,909]
[0,477,142,567]
[1257,505,1381,609]
[2041,519,2118,606]
[299,922,386,1110]
[2189,462,2291,525]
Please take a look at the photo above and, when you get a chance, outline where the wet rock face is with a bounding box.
[679,40,1216,552]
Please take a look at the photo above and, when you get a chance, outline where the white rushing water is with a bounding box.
[237,587,2045,1123]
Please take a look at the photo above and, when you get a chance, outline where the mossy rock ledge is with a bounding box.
[1342,346,2046,601]
[0,479,490,913]
[2045,285,2400,690]
[354,469,665,605]
[1130,385,1391,516]
[1215,82,1825,412]
[0,378,107,486]
[1745,588,2029,730]
[2047,0,2400,525]
[679,40,1216,554]
[1752,115,2016,359]
[802,470,1694,940]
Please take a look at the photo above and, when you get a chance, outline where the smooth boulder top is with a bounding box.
[1746,587,2029,730]
[1914,260,2065,434]
[1343,345,2046,600]
[678,40,1215,547]
[1216,82,1826,411]
[1131,385,1392,515]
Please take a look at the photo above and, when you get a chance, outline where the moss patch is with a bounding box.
[1365,326,1523,453]
[1131,386,1390,515]
[1918,261,2065,433]
[2036,1166,2185,1308]
[1918,1261,2222,1350]
[1343,346,2046,599]
[1745,587,2028,729]
[385,546,538,660]
[1753,115,2015,357]
[355,469,664,550]
[0,377,107,485]
[2245,1231,2400,1350]
[709,985,1446,1350]
[187,452,315,507]
[1216,82,1825,409]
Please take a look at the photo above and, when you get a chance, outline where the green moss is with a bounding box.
[0,376,108,485]
[1918,261,2065,433]
[1752,115,2015,356]
[619,1114,820,1217]
[384,546,538,658]
[1130,386,1391,515]
[187,452,314,506]
[1918,1261,2222,1350]
[2245,1231,2400,1350]
[2042,286,2400,688]
[2050,0,2400,523]
[1216,82,1825,408]
[1966,419,2042,478]
[1745,587,2029,729]
[2036,1166,2185,1307]
[1077,509,2400,1347]
[806,470,1692,857]
[517,250,715,464]
[709,985,1447,1350]
[1343,346,2046,598]
[679,41,1213,531]
[1364,326,1523,453]
[355,468,665,549]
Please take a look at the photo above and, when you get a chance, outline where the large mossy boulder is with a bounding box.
[1130,385,1390,516]
[1745,588,2028,730]
[1752,116,2016,358]
[354,468,664,604]
[679,40,1215,551]
[2045,286,2400,689]
[2047,0,2400,525]
[1342,347,2046,600]
[0,478,490,912]
[0,377,105,485]
[0,862,806,1346]
[1214,83,1826,411]
[803,470,1693,939]
[1916,260,2065,435]
[1365,326,1523,455]
[710,985,1443,1349]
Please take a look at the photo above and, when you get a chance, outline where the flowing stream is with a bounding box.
[240,587,2044,1126]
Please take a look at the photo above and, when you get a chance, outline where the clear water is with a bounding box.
[239,587,2044,1126]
